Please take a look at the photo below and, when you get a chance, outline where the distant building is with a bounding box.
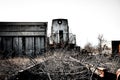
[0,22,47,57]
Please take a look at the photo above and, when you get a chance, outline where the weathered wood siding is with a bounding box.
[13,37,23,56]
[0,22,47,57]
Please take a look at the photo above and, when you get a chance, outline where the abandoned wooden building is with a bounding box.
[0,22,47,57]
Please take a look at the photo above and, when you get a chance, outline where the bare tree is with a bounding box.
[84,42,94,53]
[97,34,104,53]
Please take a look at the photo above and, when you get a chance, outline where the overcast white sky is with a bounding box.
[0,0,120,48]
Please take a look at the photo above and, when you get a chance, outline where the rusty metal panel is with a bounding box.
[25,37,34,56]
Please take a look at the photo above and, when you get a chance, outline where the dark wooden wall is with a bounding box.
[112,41,120,56]
[0,22,47,57]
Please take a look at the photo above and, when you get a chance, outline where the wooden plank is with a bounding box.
[0,32,45,36]
[25,37,34,56]
[41,37,45,49]
[0,26,46,32]
[18,37,23,55]
[0,22,47,26]
[35,37,41,55]
[2,37,13,56]
[3,37,12,51]
[13,37,19,55]
[13,37,23,56]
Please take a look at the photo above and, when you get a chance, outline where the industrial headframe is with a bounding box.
[49,19,76,49]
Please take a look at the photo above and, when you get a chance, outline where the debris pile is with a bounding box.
[1,50,120,80]
[9,53,93,80]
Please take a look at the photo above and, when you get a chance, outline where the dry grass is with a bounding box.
[0,56,44,79]
[0,50,120,80]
